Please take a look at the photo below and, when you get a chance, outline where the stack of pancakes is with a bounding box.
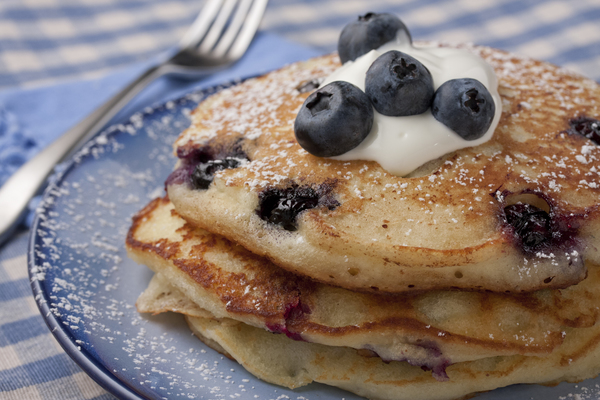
[126,44,600,400]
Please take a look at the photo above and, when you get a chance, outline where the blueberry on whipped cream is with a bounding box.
[432,78,495,140]
[294,81,373,157]
[338,12,411,64]
[365,50,434,116]
[294,12,501,177]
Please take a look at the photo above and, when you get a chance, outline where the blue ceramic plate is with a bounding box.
[28,83,600,400]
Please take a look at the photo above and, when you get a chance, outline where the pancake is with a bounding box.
[136,271,214,319]
[126,197,600,379]
[137,271,600,400]
[165,45,600,294]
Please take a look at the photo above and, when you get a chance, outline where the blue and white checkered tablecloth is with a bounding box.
[2,0,600,88]
[1,0,600,399]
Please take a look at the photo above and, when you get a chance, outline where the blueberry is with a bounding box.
[504,203,552,250]
[258,183,339,231]
[296,79,321,93]
[294,81,373,157]
[191,157,243,190]
[338,13,411,64]
[569,117,600,145]
[259,186,318,231]
[365,50,434,116]
[432,78,495,141]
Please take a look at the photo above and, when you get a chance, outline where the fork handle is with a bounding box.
[0,63,167,246]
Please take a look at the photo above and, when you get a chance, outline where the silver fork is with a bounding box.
[0,0,268,246]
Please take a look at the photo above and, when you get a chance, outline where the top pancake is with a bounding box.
[167,44,600,293]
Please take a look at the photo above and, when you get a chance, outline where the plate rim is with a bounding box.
[25,73,600,400]
[26,80,239,400]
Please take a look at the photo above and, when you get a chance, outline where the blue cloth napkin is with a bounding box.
[0,33,320,400]
[0,32,321,227]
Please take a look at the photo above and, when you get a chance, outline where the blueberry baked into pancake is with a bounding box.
[127,12,600,400]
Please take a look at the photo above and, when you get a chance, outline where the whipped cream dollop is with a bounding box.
[321,35,501,176]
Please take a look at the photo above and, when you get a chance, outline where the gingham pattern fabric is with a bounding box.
[0,232,115,400]
[1,0,600,399]
[1,0,600,88]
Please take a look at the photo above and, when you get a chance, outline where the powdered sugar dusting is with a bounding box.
[29,50,600,400]
[29,90,323,400]
[176,59,338,148]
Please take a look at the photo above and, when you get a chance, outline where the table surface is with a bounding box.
[2,0,600,89]
[1,0,600,399]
